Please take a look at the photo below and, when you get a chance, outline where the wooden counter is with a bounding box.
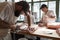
[11,24,60,40]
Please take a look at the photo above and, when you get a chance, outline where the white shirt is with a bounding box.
[0,2,17,37]
[42,10,56,23]
[0,2,17,24]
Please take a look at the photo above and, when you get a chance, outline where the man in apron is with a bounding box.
[0,1,31,40]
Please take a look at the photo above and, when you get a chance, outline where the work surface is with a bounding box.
[33,27,60,39]
[13,24,60,40]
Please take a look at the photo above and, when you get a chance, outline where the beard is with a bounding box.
[14,10,20,17]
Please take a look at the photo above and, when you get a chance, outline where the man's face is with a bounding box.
[15,4,30,17]
[15,4,23,17]
[41,7,48,13]
[15,4,22,12]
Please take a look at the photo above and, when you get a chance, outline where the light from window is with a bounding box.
[0,0,5,2]
[59,1,60,18]
[33,0,40,2]
[33,0,47,1]
[15,0,22,2]
[17,15,24,21]
[48,1,56,16]
[33,3,40,22]
[41,0,47,1]
[29,3,31,11]
[59,1,60,21]
[41,2,47,5]
[7,0,12,2]
[26,0,31,2]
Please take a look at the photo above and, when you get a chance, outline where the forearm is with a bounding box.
[47,25,60,29]
[26,14,31,28]
[0,19,11,29]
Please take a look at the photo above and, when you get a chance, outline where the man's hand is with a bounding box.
[28,27,36,33]
[10,25,16,31]
[28,24,39,33]
[49,16,55,18]
[38,23,45,27]
[10,25,22,31]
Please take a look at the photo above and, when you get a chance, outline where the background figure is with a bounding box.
[38,4,56,27]
[38,4,56,40]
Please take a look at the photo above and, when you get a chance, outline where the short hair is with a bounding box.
[40,4,48,9]
[15,1,29,12]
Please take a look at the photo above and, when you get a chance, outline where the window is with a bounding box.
[59,1,60,17]
[16,0,56,23]
[15,0,20,2]
[29,3,31,11]
[7,0,12,2]
[59,1,60,21]
[17,15,25,21]
[33,0,47,1]
[0,0,5,2]
[33,0,39,1]
[33,3,40,22]
[33,1,56,22]
[48,1,56,16]
[15,0,24,2]
[26,0,31,2]
[41,0,47,1]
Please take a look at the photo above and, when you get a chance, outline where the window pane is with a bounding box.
[41,2,47,5]
[59,1,60,17]
[41,0,48,1]
[48,1,56,16]
[15,0,22,2]
[33,0,40,2]
[59,1,60,21]
[17,15,24,21]
[0,0,5,2]
[33,3,40,22]
[33,0,47,1]
[29,3,31,11]
[26,0,31,2]
[7,0,12,2]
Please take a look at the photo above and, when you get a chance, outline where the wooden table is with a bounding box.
[12,24,60,40]
[32,27,60,40]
